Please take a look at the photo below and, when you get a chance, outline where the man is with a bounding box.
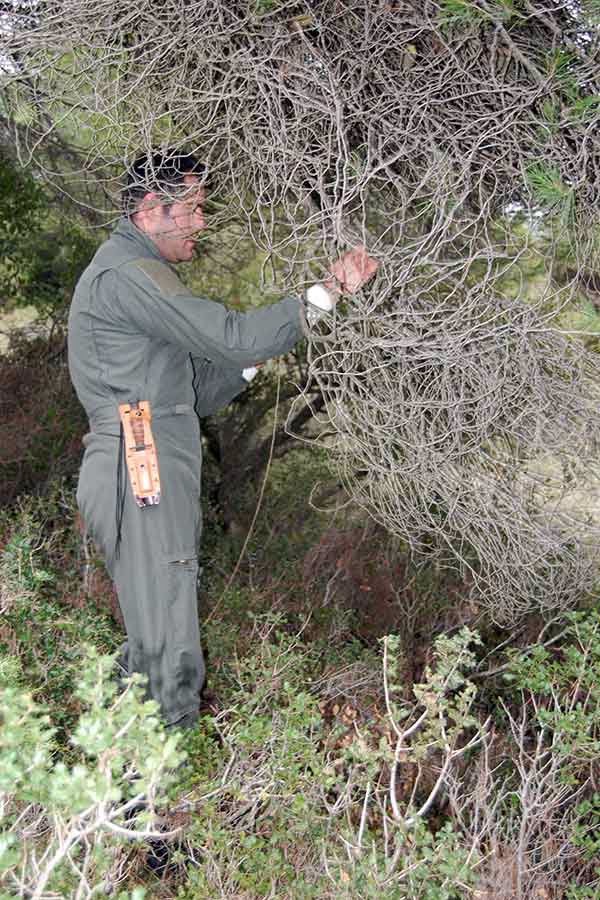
[68,150,377,729]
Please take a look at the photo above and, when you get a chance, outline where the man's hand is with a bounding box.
[305,245,378,322]
[326,245,378,295]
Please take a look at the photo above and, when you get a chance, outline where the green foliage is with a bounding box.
[0,514,54,600]
[580,0,600,25]
[313,629,486,897]
[506,610,600,770]
[0,152,44,262]
[253,0,280,14]
[15,217,97,315]
[411,627,482,755]
[438,0,518,28]
[0,491,119,736]
[174,622,488,899]
[5,467,600,895]
[0,153,97,316]
[175,617,330,898]
[438,0,489,27]
[526,162,575,223]
[571,794,600,861]
[329,822,477,900]
[474,610,600,894]
[557,298,600,350]
[0,646,184,898]
[567,94,600,124]
[547,49,581,103]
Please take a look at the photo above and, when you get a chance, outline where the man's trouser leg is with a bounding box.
[77,429,205,728]
[112,520,204,727]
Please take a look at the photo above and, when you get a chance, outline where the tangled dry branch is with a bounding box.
[4,0,600,618]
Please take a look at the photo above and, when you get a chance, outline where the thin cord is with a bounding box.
[115,421,126,560]
[189,353,200,414]
[205,371,281,624]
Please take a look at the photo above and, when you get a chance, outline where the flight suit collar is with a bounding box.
[112,216,172,266]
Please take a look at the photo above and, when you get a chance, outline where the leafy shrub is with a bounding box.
[175,621,487,898]
[0,647,184,899]
[3,441,600,897]
[446,610,600,898]
[0,491,119,737]
[0,151,97,316]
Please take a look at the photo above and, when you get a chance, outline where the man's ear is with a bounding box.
[139,191,161,213]
[132,192,162,228]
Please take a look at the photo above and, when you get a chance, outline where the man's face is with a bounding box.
[141,175,207,263]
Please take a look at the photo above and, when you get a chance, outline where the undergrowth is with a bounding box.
[1,457,600,898]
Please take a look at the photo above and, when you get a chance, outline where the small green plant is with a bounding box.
[438,0,517,28]
[318,628,486,894]
[0,513,54,610]
[0,498,119,737]
[506,610,600,773]
[445,610,600,896]
[526,163,575,223]
[567,94,600,124]
[253,0,280,15]
[0,647,185,899]
[546,49,581,104]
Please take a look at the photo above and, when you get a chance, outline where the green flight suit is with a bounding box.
[68,218,303,727]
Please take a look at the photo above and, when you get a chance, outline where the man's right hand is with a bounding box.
[326,245,378,296]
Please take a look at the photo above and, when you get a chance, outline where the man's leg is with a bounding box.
[112,509,205,728]
[77,433,205,727]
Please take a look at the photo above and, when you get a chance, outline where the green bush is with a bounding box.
[4,468,600,896]
[0,647,184,899]
[175,622,486,899]
[0,152,97,316]
[0,493,118,737]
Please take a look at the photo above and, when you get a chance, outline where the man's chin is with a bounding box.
[177,244,196,262]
